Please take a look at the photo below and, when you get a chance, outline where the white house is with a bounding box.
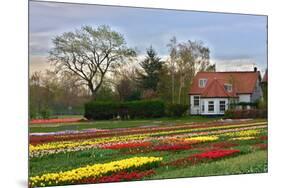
[189,69,263,115]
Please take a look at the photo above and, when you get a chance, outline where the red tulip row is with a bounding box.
[210,142,238,149]
[192,149,240,159]
[78,170,155,184]
[30,118,82,124]
[167,149,240,166]
[253,143,267,150]
[260,135,268,141]
[101,142,152,149]
[152,144,192,151]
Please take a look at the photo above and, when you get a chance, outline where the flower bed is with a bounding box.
[260,135,268,141]
[230,136,256,141]
[253,143,267,150]
[153,144,191,151]
[30,124,266,157]
[167,149,240,166]
[211,142,238,149]
[30,135,149,152]
[191,149,240,159]
[101,142,152,149]
[184,136,219,143]
[79,170,155,184]
[30,118,82,124]
[29,156,162,187]
[29,121,266,145]
[223,130,260,137]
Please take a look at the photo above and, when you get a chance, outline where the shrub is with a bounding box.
[84,100,165,120]
[166,104,188,117]
[125,100,165,119]
[84,101,120,120]
[224,109,267,119]
[40,107,52,119]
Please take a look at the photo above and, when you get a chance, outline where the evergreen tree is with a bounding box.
[137,46,164,92]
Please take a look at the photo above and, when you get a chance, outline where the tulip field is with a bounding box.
[29,118,268,187]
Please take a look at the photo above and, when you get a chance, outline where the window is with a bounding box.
[224,84,232,92]
[194,96,200,106]
[208,101,214,112]
[199,79,207,88]
[201,103,205,112]
[219,101,226,112]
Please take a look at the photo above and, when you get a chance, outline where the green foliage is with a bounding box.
[224,109,267,119]
[84,101,120,120]
[137,46,164,92]
[125,100,165,119]
[261,83,268,109]
[257,99,267,109]
[29,148,120,177]
[84,100,165,120]
[166,104,188,117]
[40,107,52,119]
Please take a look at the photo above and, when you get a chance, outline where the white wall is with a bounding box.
[238,94,251,102]
[200,98,229,115]
[190,95,200,115]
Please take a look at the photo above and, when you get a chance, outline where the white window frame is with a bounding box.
[193,96,200,107]
[224,84,233,92]
[219,101,226,112]
[208,101,214,112]
[201,103,205,112]
[199,79,207,88]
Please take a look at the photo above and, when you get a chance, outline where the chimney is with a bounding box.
[254,67,257,72]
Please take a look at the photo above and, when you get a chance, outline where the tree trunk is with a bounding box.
[88,81,96,100]
[171,64,175,104]
[178,75,184,104]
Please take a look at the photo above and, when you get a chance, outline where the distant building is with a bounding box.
[189,68,263,115]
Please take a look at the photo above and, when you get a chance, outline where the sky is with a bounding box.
[29,1,268,74]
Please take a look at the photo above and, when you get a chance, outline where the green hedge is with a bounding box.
[224,109,267,119]
[84,100,165,120]
[166,104,188,117]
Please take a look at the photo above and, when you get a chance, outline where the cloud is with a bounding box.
[29,1,267,74]
[29,55,52,73]
[214,58,264,73]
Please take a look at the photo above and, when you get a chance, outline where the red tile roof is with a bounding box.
[189,71,260,98]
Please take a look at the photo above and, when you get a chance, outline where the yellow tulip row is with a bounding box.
[30,134,148,152]
[230,136,256,141]
[30,156,162,187]
[150,122,266,137]
[222,129,261,137]
[184,135,219,143]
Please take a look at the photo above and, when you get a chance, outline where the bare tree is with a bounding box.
[176,40,210,103]
[49,25,136,99]
[167,36,177,104]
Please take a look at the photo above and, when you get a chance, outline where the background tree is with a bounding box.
[205,64,216,72]
[161,38,212,104]
[167,36,177,104]
[176,40,210,103]
[49,25,136,99]
[137,46,164,97]
[115,67,141,101]
[29,70,90,118]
